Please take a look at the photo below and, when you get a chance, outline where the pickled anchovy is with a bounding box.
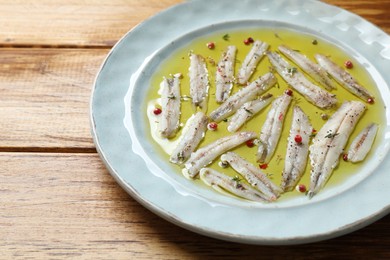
[278,45,336,90]
[347,123,378,163]
[309,101,366,197]
[200,168,268,202]
[221,152,282,201]
[281,106,313,192]
[237,40,269,85]
[315,54,374,102]
[189,54,209,108]
[257,93,292,163]
[215,45,237,103]
[267,51,337,109]
[227,93,273,133]
[159,74,181,138]
[170,112,208,164]
[184,131,257,178]
[209,72,276,122]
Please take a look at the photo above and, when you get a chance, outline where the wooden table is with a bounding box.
[1,0,389,258]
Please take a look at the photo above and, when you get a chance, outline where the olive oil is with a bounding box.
[146,28,385,201]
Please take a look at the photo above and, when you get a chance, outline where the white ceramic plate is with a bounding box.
[91,0,390,245]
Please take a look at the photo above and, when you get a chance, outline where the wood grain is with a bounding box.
[0,48,106,150]
[0,0,182,47]
[1,0,389,259]
[1,153,390,259]
[324,0,390,33]
[0,0,388,48]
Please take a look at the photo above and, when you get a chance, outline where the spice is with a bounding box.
[244,37,254,45]
[153,108,162,115]
[207,42,215,49]
[294,134,302,144]
[285,89,293,96]
[312,39,318,45]
[344,60,353,69]
[297,184,307,193]
[259,163,268,169]
[342,154,348,161]
[246,139,255,148]
[310,129,317,138]
[278,112,284,121]
[367,98,374,104]
[207,122,218,131]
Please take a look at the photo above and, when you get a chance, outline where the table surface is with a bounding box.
[1,0,389,258]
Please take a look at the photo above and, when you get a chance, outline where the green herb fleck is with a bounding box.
[232,176,243,189]
[222,34,230,41]
[232,176,242,182]
[276,154,283,165]
[177,152,184,161]
[244,108,253,115]
[312,39,318,45]
[325,132,339,138]
[287,67,298,75]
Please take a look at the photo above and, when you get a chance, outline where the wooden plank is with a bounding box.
[1,153,390,259]
[0,0,388,48]
[324,0,390,34]
[0,0,183,47]
[0,48,107,149]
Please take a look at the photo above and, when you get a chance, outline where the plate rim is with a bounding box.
[90,0,390,245]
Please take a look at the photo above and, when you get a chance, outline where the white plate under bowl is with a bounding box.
[91,0,390,245]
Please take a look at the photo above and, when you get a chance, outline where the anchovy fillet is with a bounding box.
[227,93,273,133]
[257,93,292,163]
[315,54,374,102]
[281,106,313,192]
[278,45,336,90]
[216,45,237,103]
[170,112,208,164]
[189,54,209,108]
[237,40,269,85]
[159,75,181,138]
[347,123,378,163]
[267,51,337,109]
[209,72,277,122]
[184,131,257,178]
[200,168,268,202]
[309,101,366,197]
[221,152,282,201]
